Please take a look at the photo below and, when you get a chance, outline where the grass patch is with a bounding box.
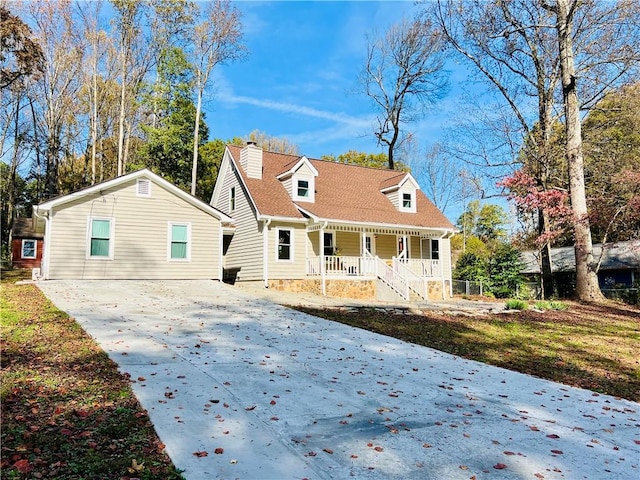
[505,299,528,310]
[1,276,184,479]
[293,301,640,401]
[534,300,569,311]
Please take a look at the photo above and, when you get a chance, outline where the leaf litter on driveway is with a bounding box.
[39,280,639,480]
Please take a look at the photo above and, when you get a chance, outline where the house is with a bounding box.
[210,143,456,301]
[11,217,44,269]
[521,240,640,296]
[33,169,233,280]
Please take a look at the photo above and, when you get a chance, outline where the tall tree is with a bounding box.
[359,16,448,170]
[0,5,44,90]
[112,0,148,177]
[190,0,246,196]
[435,0,640,301]
[541,0,638,301]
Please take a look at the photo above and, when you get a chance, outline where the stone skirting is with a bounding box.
[268,279,377,300]
[268,278,451,302]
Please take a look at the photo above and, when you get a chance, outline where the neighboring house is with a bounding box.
[521,240,640,296]
[34,169,233,280]
[211,143,456,301]
[11,217,44,269]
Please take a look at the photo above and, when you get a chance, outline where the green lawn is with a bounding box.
[1,272,184,480]
[294,301,640,402]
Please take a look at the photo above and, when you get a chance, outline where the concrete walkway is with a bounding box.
[38,280,639,480]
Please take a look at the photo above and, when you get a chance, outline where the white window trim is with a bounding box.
[293,174,315,202]
[275,227,294,262]
[167,222,191,262]
[136,179,151,197]
[86,216,115,260]
[399,190,416,213]
[229,186,236,212]
[21,239,37,259]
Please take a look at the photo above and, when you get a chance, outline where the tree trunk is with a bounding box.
[191,87,202,196]
[117,60,127,177]
[555,0,604,302]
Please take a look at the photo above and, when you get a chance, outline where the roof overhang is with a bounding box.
[36,169,233,223]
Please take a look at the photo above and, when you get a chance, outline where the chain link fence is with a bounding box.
[452,280,541,299]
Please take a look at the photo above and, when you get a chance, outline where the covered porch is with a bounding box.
[304,223,450,300]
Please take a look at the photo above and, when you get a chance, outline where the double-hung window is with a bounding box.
[22,239,36,259]
[169,223,190,261]
[402,193,412,209]
[431,239,440,260]
[297,180,309,198]
[88,218,113,259]
[277,228,292,261]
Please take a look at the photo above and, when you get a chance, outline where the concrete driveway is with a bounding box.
[38,280,639,480]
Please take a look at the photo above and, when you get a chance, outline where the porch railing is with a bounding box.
[393,258,427,300]
[403,258,441,278]
[306,255,377,277]
[375,257,409,300]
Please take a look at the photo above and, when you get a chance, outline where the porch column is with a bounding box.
[320,225,326,296]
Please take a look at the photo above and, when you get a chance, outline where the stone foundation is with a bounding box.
[269,279,376,300]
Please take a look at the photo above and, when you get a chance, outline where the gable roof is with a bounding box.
[521,240,640,274]
[36,169,233,223]
[226,145,455,230]
[13,218,44,239]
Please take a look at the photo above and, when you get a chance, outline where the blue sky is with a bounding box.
[206,0,461,159]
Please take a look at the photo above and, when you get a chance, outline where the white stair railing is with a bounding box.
[375,257,409,300]
[393,257,427,301]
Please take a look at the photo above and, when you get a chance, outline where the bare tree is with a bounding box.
[190,0,246,196]
[409,143,460,216]
[112,0,147,177]
[360,17,448,170]
[435,0,639,301]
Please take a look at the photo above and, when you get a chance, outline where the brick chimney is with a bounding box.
[240,142,263,179]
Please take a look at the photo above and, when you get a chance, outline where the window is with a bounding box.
[323,232,334,256]
[229,187,236,212]
[21,239,36,259]
[169,223,190,261]
[297,179,309,198]
[89,218,113,258]
[402,193,412,209]
[277,228,292,261]
[137,179,151,197]
[364,235,373,255]
[431,239,440,260]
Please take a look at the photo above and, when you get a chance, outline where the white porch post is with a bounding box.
[262,219,271,288]
[320,224,326,296]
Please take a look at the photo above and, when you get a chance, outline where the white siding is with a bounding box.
[267,221,307,279]
[213,163,264,281]
[47,179,221,279]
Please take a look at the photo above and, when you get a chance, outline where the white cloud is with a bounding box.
[224,94,372,129]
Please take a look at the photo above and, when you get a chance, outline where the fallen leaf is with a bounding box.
[493,463,507,469]
[503,451,516,456]
[551,449,563,455]
[13,459,32,473]
[374,446,384,452]
[546,434,560,439]
[214,448,224,454]
[459,465,468,470]
[193,451,208,457]
[323,448,334,454]
[245,405,256,411]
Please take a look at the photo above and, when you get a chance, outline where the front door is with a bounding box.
[364,234,375,256]
[397,235,408,260]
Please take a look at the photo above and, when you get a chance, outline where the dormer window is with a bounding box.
[297,180,309,198]
[402,193,412,209]
[381,173,419,213]
[278,155,318,203]
[399,190,416,213]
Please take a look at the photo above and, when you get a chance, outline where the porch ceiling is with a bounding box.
[306,221,447,238]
